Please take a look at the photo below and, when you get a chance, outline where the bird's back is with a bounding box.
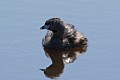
[63,24,87,48]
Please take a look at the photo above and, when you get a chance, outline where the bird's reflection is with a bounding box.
[40,45,87,79]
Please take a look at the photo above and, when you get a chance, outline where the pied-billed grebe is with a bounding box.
[40,18,87,49]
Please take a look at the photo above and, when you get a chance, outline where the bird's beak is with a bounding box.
[40,69,46,71]
[40,26,45,29]
[40,25,49,29]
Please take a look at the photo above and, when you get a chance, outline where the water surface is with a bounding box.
[0,0,120,80]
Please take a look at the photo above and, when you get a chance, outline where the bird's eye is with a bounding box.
[45,22,50,25]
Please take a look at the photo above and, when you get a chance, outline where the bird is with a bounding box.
[40,18,87,49]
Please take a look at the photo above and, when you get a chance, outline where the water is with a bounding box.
[0,0,120,80]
